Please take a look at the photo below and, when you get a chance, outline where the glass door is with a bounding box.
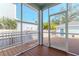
[68,3,79,55]
[49,13,67,51]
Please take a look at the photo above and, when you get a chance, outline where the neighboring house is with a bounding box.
[56,21,79,38]
[16,20,38,31]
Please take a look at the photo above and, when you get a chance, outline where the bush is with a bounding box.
[0,17,17,29]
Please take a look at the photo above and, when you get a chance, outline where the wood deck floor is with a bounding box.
[0,37,76,56]
[19,45,69,56]
[43,37,79,55]
[0,40,38,56]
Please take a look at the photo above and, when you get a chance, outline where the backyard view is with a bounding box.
[0,3,79,56]
[43,3,79,55]
[43,4,79,54]
[0,3,38,56]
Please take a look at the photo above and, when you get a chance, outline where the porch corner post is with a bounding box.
[38,10,40,45]
[48,8,51,47]
[21,3,23,44]
[65,3,69,52]
[40,10,43,45]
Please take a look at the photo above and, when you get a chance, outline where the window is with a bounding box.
[49,3,66,14]
[68,3,79,55]
[43,9,49,46]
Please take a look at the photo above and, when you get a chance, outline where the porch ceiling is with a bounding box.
[25,3,60,10]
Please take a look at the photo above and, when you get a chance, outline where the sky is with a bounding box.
[16,3,37,23]
[43,3,66,22]
[0,3,16,19]
[16,3,66,23]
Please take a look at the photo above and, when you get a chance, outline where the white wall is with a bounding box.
[16,22,38,31]
[0,3,16,19]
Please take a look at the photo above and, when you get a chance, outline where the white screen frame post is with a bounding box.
[40,10,43,45]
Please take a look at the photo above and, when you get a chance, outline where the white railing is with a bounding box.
[43,32,79,38]
[0,31,38,49]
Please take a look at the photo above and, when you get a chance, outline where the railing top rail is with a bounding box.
[43,32,79,35]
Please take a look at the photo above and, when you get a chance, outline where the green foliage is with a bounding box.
[43,4,79,31]
[50,22,57,30]
[0,17,17,29]
[43,22,48,29]
[43,22,58,31]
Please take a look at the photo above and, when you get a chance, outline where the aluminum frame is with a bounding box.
[48,8,51,47]
[38,10,40,45]
[40,10,43,45]
[48,3,69,52]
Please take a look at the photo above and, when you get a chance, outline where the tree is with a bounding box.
[50,22,57,31]
[43,22,48,29]
[0,17,17,29]
[60,4,79,22]
[43,21,58,31]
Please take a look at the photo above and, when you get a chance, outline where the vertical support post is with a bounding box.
[38,10,40,45]
[40,10,43,45]
[21,3,23,42]
[48,8,51,47]
[65,3,68,52]
[20,3,23,48]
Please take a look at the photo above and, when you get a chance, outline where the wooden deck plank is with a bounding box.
[3,50,9,56]
[6,48,14,56]
[0,51,4,56]
[9,47,18,55]
[19,45,68,56]
[20,51,33,56]
[0,40,38,56]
